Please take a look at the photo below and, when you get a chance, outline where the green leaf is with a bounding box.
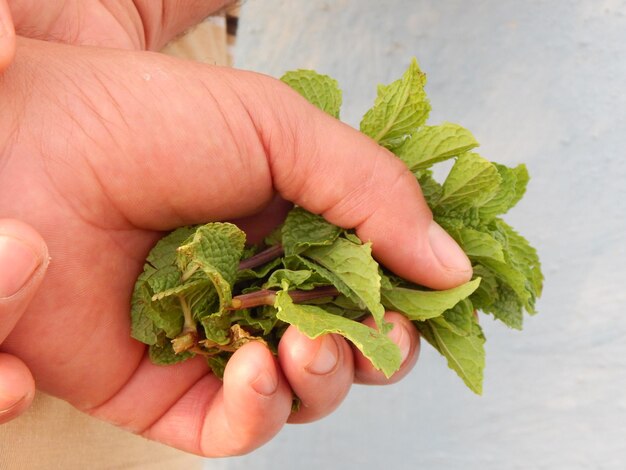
[435,152,502,215]
[360,58,431,149]
[274,291,401,378]
[206,353,231,379]
[304,238,386,330]
[476,163,529,221]
[131,265,185,342]
[262,269,329,290]
[177,223,246,313]
[381,278,480,321]
[130,269,161,345]
[446,225,506,263]
[231,306,279,336]
[431,299,475,336]
[481,219,543,320]
[281,207,342,257]
[396,123,479,171]
[146,226,196,270]
[237,257,283,282]
[415,170,443,207]
[483,282,524,330]
[511,164,530,210]
[494,219,543,301]
[177,223,246,286]
[200,313,232,344]
[281,69,342,119]
[469,265,499,311]
[416,314,485,394]
[149,341,194,366]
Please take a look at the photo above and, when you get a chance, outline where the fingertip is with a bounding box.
[0,353,35,424]
[224,341,283,399]
[278,327,353,424]
[205,341,292,456]
[354,312,420,385]
[427,221,473,285]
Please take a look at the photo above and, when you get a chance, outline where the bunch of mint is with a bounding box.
[130,60,542,394]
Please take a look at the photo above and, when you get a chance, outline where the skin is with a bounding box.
[0,1,471,457]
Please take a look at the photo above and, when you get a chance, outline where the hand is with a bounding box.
[0,1,471,456]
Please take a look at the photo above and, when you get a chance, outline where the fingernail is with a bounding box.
[251,367,278,397]
[389,323,411,364]
[428,222,472,273]
[305,335,339,375]
[0,236,41,298]
[0,394,26,416]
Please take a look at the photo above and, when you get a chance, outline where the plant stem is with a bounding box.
[238,244,284,271]
[181,263,199,282]
[179,295,197,334]
[228,286,340,310]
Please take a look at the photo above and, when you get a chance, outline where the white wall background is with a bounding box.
[207,1,626,468]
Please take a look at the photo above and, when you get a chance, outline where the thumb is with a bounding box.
[0,219,48,423]
[250,78,473,290]
[0,0,15,72]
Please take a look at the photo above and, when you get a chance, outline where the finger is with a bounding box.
[86,354,211,433]
[133,0,235,51]
[143,342,292,457]
[15,40,469,290]
[0,219,46,424]
[262,84,472,289]
[0,0,16,71]
[0,353,35,423]
[278,327,354,424]
[353,312,420,385]
[0,219,48,342]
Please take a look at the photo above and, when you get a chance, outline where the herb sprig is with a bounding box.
[130,60,543,394]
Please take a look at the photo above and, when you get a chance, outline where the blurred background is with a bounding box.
[207,1,626,468]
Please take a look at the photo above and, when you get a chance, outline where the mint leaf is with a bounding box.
[130,271,161,345]
[237,257,283,282]
[381,278,480,321]
[149,340,194,366]
[511,164,530,208]
[416,313,485,394]
[304,238,386,330]
[435,152,502,215]
[274,291,401,378]
[206,353,231,379]
[281,207,342,257]
[177,223,246,287]
[493,219,543,302]
[232,306,279,336]
[263,269,329,291]
[146,226,196,270]
[415,170,443,206]
[445,225,506,263]
[131,60,543,396]
[431,299,475,336]
[281,69,342,119]
[396,123,478,171]
[177,223,245,314]
[482,282,524,330]
[360,58,430,148]
[469,265,499,311]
